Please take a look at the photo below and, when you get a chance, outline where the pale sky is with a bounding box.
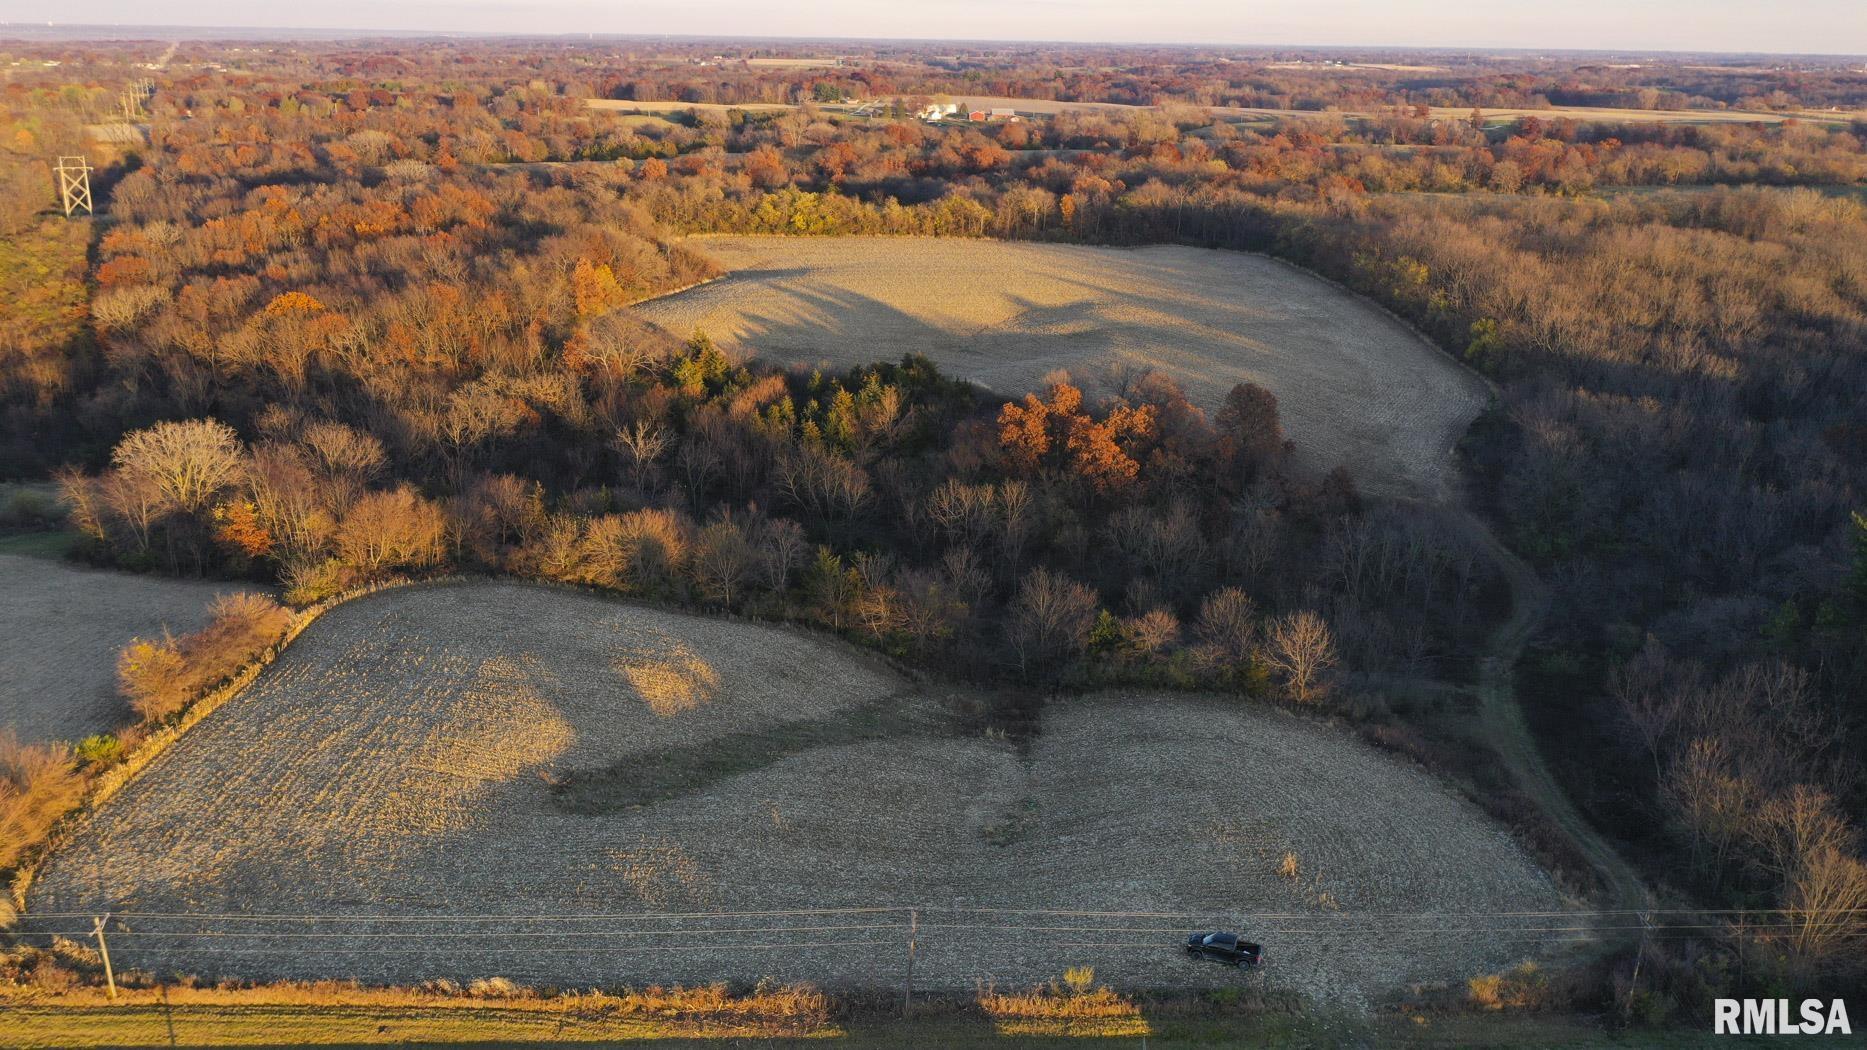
[3,0,1865,55]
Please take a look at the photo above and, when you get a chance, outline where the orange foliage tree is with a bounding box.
[997,380,1156,495]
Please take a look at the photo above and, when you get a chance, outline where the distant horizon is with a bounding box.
[0,24,1864,62]
[0,0,1863,58]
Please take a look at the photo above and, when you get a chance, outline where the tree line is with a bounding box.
[1,40,1862,1011]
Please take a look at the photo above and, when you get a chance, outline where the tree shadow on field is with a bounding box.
[638,245,1501,502]
[644,276,1141,407]
[716,265,815,284]
[24,587,1567,995]
[549,688,951,814]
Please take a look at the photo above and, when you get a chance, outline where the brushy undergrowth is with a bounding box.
[976,967,1149,1036]
[0,942,830,1030]
[0,731,83,871]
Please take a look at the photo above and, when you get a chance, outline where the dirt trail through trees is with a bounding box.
[1453,511,1653,922]
[641,235,1648,924]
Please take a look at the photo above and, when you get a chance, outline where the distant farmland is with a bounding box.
[586,99,794,114]
[585,96,1855,125]
[27,582,1563,1004]
[637,237,1490,500]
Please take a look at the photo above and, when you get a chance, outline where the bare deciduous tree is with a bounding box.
[756,517,808,592]
[614,419,670,491]
[247,443,337,566]
[1663,737,1761,873]
[1194,586,1258,667]
[993,480,1035,567]
[1747,785,1855,883]
[334,486,448,573]
[299,420,386,513]
[95,472,162,556]
[0,729,83,870]
[1124,607,1181,658]
[675,437,722,506]
[1264,610,1338,703]
[942,546,992,608]
[926,478,996,548]
[110,418,244,518]
[693,519,754,606]
[1609,638,1679,779]
[1781,846,1867,974]
[897,568,965,654]
[776,446,871,527]
[1008,567,1098,674]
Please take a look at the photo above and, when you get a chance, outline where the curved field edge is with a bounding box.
[6,576,430,908]
[669,234,1505,409]
[633,236,1644,917]
[9,574,909,910]
[635,235,1647,958]
[24,581,1565,1004]
[636,236,1493,502]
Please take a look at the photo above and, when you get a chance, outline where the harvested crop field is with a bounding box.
[587,99,795,114]
[0,551,237,745]
[26,582,1566,1005]
[636,237,1489,500]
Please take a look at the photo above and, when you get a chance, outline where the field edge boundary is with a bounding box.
[7,575,436,909]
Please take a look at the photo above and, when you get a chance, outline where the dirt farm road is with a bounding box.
[1458,512,1654,921]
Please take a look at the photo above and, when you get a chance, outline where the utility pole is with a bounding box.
[161,983,178,1046]
[54,156,93,217]
[91,914,118,999]
[1622,909,1652,1020]
[901,908,918,1018]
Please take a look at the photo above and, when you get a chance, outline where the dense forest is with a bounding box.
[1,37,1863,1017]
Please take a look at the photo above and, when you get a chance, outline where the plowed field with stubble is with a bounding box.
[26,582,1563,1006]
[0,552,241,745]
[634,236,1490,500]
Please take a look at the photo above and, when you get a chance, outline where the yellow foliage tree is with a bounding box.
[572,258,626,318]
[263,290,326,316]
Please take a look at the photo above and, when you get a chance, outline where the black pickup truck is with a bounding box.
[1184,931,1264,969]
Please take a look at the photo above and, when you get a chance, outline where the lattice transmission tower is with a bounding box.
[119,77,155,119]
[54,155,93,217]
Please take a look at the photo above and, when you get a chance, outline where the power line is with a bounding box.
[24,905,910,922]
[75,932,1770,958]
[928,905,1867,918]
[947,917,1867,930]
[28,904,1863,922]
[29,923,908,940]
[32,911,1852,934]
[36,940,896,956]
